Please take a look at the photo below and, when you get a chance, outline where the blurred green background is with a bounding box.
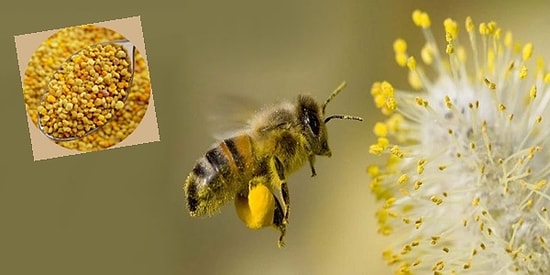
[2,1,550,274]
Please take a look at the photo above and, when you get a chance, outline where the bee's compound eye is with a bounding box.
[304,108,320,137]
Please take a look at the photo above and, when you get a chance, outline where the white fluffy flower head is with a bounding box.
[369,10,550,274]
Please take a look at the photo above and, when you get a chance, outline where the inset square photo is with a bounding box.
[15,16,160,161]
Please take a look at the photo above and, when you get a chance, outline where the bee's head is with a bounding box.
[297,81,363,157]
[297,95,332,156]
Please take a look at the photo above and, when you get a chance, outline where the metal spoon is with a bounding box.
[37,39,135,142]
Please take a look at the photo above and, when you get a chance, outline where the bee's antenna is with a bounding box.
[324,114,363,124]
[322,81,347,116]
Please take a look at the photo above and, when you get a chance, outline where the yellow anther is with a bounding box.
[529,85,537,99]
[393,38,407,54]
[398,174,409,185]
[444,96,453,109]
[390,145,404,158]
[421,43,433,65]
[366,165,379,177]
[417,164,424,175]
[395,53,408,67]
[386,97,397,112]
[446,44,454,54]
[431,196,443,205]
[472,197,480,206]
[414,217,423,229]
[519,65,528,79]
[384,197,396,209]
[487,21,498,34]
[372,81,397,113]
[494,28,502,40]
[373,122,388,137]
[498,104,506,111]
[536,116,542,123]
[465,16,474,32]
[406,56,416,70]
[414,181,422,190]
[412,10,431,28]
[544,73,550,83]
[369,144,384,156]
[522,43,534,61]
[484,78,496,90]
[534,180,547,191]
[479,22,489,35]
[380,81,394,96]
[415,97,429,107]
[444,18,458,42]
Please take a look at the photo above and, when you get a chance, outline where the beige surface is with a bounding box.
[2,1,550,274]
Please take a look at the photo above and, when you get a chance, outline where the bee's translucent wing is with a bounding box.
[205,93,261,140]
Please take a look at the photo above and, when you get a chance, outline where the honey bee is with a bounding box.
[184,82,362,247]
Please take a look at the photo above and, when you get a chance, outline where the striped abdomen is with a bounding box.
[185,134,255,217]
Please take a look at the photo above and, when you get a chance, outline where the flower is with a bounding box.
[368,10,550,274]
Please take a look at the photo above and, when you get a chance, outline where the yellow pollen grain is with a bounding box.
[46,94,56,103]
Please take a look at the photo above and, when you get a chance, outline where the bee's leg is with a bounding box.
[273,157,290,224]
[308,155,317,177]
[272,194,286,247]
